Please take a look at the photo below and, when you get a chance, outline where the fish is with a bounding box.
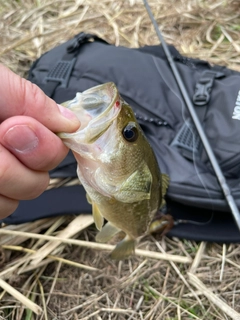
[59,82,169,260]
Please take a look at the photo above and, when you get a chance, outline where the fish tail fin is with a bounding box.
[149,214,174,235]
[110,236,135,260]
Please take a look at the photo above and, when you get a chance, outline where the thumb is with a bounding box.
[0,64,80,133]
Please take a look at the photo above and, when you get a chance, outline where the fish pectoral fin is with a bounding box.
[86,193,92,204]
[110,236,135,260]
[116,162,152,203]
[92,202,104,231]
[96,222,121,243]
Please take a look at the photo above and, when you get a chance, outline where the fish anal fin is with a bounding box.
[110,236,135,260]
[92,202,104,231]
[96,222,120,243]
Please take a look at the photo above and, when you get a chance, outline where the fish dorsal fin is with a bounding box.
[96,222,120,243]
[159,173,170,208]
[92,202,104,231]
[115,162,152,203]
[161,174,170,197]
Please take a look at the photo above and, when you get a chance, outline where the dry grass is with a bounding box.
[1,0,240,319]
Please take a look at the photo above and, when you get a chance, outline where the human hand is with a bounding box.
[0,64,80,219]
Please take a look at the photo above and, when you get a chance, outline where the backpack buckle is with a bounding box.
[193,72,214,106]
[193,71,225,106]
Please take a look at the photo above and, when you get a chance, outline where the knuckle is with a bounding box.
[0,149,12,182]
[19,78,46,116]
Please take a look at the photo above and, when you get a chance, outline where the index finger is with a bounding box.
[0,64,80,133]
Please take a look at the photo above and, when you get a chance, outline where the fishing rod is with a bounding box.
[143,0,240,231]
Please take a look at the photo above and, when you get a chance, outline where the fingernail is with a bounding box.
[57,104,80,123]
[3,125,39,153]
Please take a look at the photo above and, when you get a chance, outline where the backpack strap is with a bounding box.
[171,70,225,161]
[1,185,91,224]
[39,32,108,98]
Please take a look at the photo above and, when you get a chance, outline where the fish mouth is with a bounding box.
[59,82,122,152]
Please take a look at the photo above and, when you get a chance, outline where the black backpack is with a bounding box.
[3,32,240,242]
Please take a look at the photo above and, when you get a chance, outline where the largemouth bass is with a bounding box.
[59,82,169,260]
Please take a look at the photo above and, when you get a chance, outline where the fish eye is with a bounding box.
[122,122,139,142]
